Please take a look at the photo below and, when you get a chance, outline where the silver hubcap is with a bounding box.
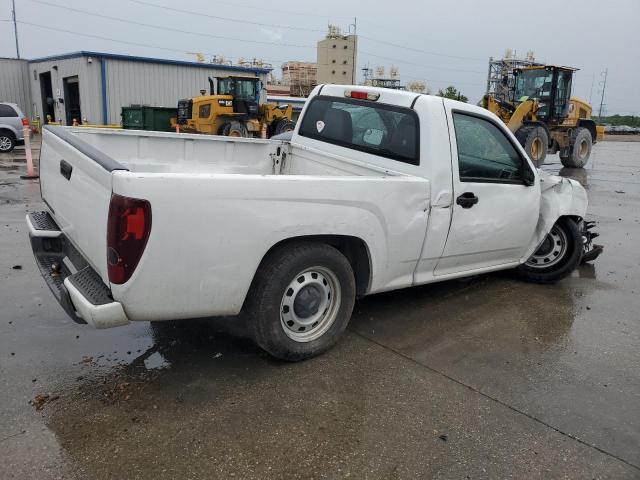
[526,226,568,268]
[280,267,341,343]
[0,137,12,151]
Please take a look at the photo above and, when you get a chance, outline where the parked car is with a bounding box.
[0,102,28,153]
[26,85,601,361]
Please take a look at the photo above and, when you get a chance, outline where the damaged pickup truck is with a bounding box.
[27,84,602,360]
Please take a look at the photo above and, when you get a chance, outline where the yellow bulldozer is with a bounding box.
[482,65,604,168]
[172,76,295,138]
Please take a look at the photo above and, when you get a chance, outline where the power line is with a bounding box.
[16,5,489,85]
[359,35,486,62]
[25,0,315,48]
[127,0,487,65]
[128,0,325,32]
[15,20,301,67]
[132,0,353,20]
[359,50,485,74]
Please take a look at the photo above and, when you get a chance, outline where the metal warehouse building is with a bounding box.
[1,51,271,126]
[0,58,33,118]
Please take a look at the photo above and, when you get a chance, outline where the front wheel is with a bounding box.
[516,125,548,167]
[517,217,583,283]
[220,121,249,138]
[560,127,592,168]
[273,118,295,136]
[246,242,356,361]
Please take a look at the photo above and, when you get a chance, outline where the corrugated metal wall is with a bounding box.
[0,58,32,118]
[104,59,268,124]
[29,56,102,125]
[23,53,270,126]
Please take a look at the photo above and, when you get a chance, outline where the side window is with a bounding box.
[0,104,18,117]
[453,113,526,183]
[198,103,211,119]
[298,96,419,165]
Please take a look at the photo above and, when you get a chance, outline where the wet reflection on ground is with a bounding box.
[2,144,640,478]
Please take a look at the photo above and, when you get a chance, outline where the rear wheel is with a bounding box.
[246,242,356,361]
[220,121,249,138]
[515,125,548,167]
[273,118,295,136]
[517,217,583,283]
[0,130,16,153]
[560,127,592,168]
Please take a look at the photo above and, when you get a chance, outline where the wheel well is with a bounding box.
[260,235,371,296]
[577,119,597,141]
[0,128,16,140]
[557,215,583,228]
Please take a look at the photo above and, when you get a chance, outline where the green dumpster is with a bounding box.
[121,105,176,132]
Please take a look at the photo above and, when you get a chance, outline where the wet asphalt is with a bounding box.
[1,139,639,479]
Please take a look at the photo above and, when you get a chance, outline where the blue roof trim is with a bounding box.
[27,51,272,74]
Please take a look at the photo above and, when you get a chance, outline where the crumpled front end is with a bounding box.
[523,171,600,262]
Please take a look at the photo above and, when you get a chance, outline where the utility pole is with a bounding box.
[588,73,595,105]
[598,68,608,121]
[349,17,357,84]
[11,0,20,59]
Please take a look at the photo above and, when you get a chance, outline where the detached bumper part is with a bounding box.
[27,211,130,329]
[581,220,603,263]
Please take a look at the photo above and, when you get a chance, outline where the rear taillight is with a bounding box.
[21,118,30,127]
[344,90,380,101]
[107,194,152,284]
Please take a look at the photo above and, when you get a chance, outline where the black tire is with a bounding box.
[517,217,583,283]
[0,130,16,153]
[246,242,356,361]
[515,125,548,167]
[273,119,295,136]
[220,121,249,138]
[560,127,592,168]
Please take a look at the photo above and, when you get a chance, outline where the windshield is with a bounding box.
[218,78,234,96]
[217,78,256,100]
[514,69,553,101]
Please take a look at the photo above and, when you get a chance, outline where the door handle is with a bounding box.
[456,192,478,208]
[60,160,73,180]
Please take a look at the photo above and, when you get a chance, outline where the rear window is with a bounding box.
[0,104,18,117]
[298,96,419,165]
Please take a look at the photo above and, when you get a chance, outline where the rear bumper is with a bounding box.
[26,212,130,329]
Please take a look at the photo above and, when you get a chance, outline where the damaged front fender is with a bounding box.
[523,171,588,261]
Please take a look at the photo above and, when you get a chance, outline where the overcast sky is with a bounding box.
[1,0,638,115]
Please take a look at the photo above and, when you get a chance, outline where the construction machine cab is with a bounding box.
[512,66,576,123]
[214,76,260,119]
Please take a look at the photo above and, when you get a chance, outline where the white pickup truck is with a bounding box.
[27,85,601,360]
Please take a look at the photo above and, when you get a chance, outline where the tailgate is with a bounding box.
[40,126,128,283]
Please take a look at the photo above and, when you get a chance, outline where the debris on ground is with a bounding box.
[11,265,22,270]
[30,393,60,411]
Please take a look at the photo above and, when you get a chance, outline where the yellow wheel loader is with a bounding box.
[482,65,604,168]
[172,76,295,138]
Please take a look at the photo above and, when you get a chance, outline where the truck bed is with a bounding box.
[63,127,395,177]
[38,126,428,323]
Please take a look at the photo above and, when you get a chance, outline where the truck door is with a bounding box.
[434,108,540,276]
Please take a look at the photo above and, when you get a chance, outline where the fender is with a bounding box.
[521,170,588,262]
